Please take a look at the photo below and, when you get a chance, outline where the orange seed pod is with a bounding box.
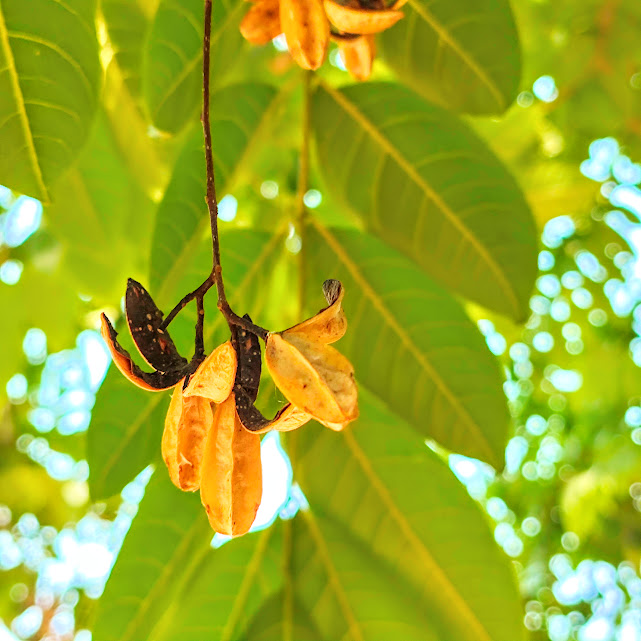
[240,0,282,45]
[280,0,329,70]
[183,341,237,403]
[200,395,263,536]
[162,385,213,492]
[265,333,358,430]
[338,35,375,81]
[324,0,403,34]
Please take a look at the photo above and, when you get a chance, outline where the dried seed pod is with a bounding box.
[177,396,213,491]
[324,0,403,34]
[231,319,312,434]
[265,333,358,430]
[125,279,187,372]
[200,395,263,536]
[183,341,237,403]
[162,383,183,487]
[280,0,329,69]
[162,385,214,491]
[235,318,262,402]
[240,0,282,45]
[338,34,375,81]
[235,384,312,433]
[282,279,347,344]
[100,313,188,391]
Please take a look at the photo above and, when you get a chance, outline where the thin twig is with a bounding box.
[161,0,269,343]
[296,71,312,319]
[202,0,226,305]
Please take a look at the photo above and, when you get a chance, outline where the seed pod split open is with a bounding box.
[125,279,187,373]
[265,280,358,430]
[337,34,375,81]
[240,0,282,45]
[162,381,216,492]
[280,0,329,69]
[235,384,312,433]
[200,394,263,536]
[266,333,358,430]
[282,279,346,344]
[183,341,237,403]
[324,0,403,34]
[231,320,313,434]
[100,313,189,391]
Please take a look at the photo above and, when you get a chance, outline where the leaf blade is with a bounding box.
[379,0,521,114]
[0,0,101,199]
[292,389,524,641]
[304,225,508,466]
[143,0,245,133]
[93,472,282,641]
[311,82,537,320]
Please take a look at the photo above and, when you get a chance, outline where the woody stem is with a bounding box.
[296,70,312,322]
[161,0,269,343]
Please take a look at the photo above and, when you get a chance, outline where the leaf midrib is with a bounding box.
[150,0,245,121]
[342,429,493,641]
[311,220,496,464]
[146,525,275,641]
[121,511,212,641]
[405,0,505,111]
[302,510,364,641]
[319,81,520,319]
[0,5,48,200]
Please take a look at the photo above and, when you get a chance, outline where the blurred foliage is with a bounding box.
[0,0,640,640]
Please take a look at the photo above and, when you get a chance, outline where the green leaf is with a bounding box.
[93,472,282,641]
[88,229,285,499]
[379,0,521,115]
[0,0,101,200]
[291,389,524,641]
[0,262,81,392]
[95,395,520,640]
[311,82,537,321]
[102,59,167,198]
[241,589,323,641]
[290,513,439,641]
[47,111,152,300]
[143,0,245,133]
[100,0,148,98]
[304,225,508,466]
[150,83,279,298]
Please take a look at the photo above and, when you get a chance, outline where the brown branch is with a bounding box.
[161,0,269,343]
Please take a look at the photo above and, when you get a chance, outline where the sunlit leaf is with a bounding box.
[93,472,282,641]
[303,225,508,466]
[143,0,245,133]
[150,83,279,298]
[101,0,148,98]
[290,512,439,641]
[291,388,524,641]
[101,60,167,199]
[240,588,323,641]
[378,0,520,115]
[0,0,101,200]
[311,82,537,321]
[47,111,152,300]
